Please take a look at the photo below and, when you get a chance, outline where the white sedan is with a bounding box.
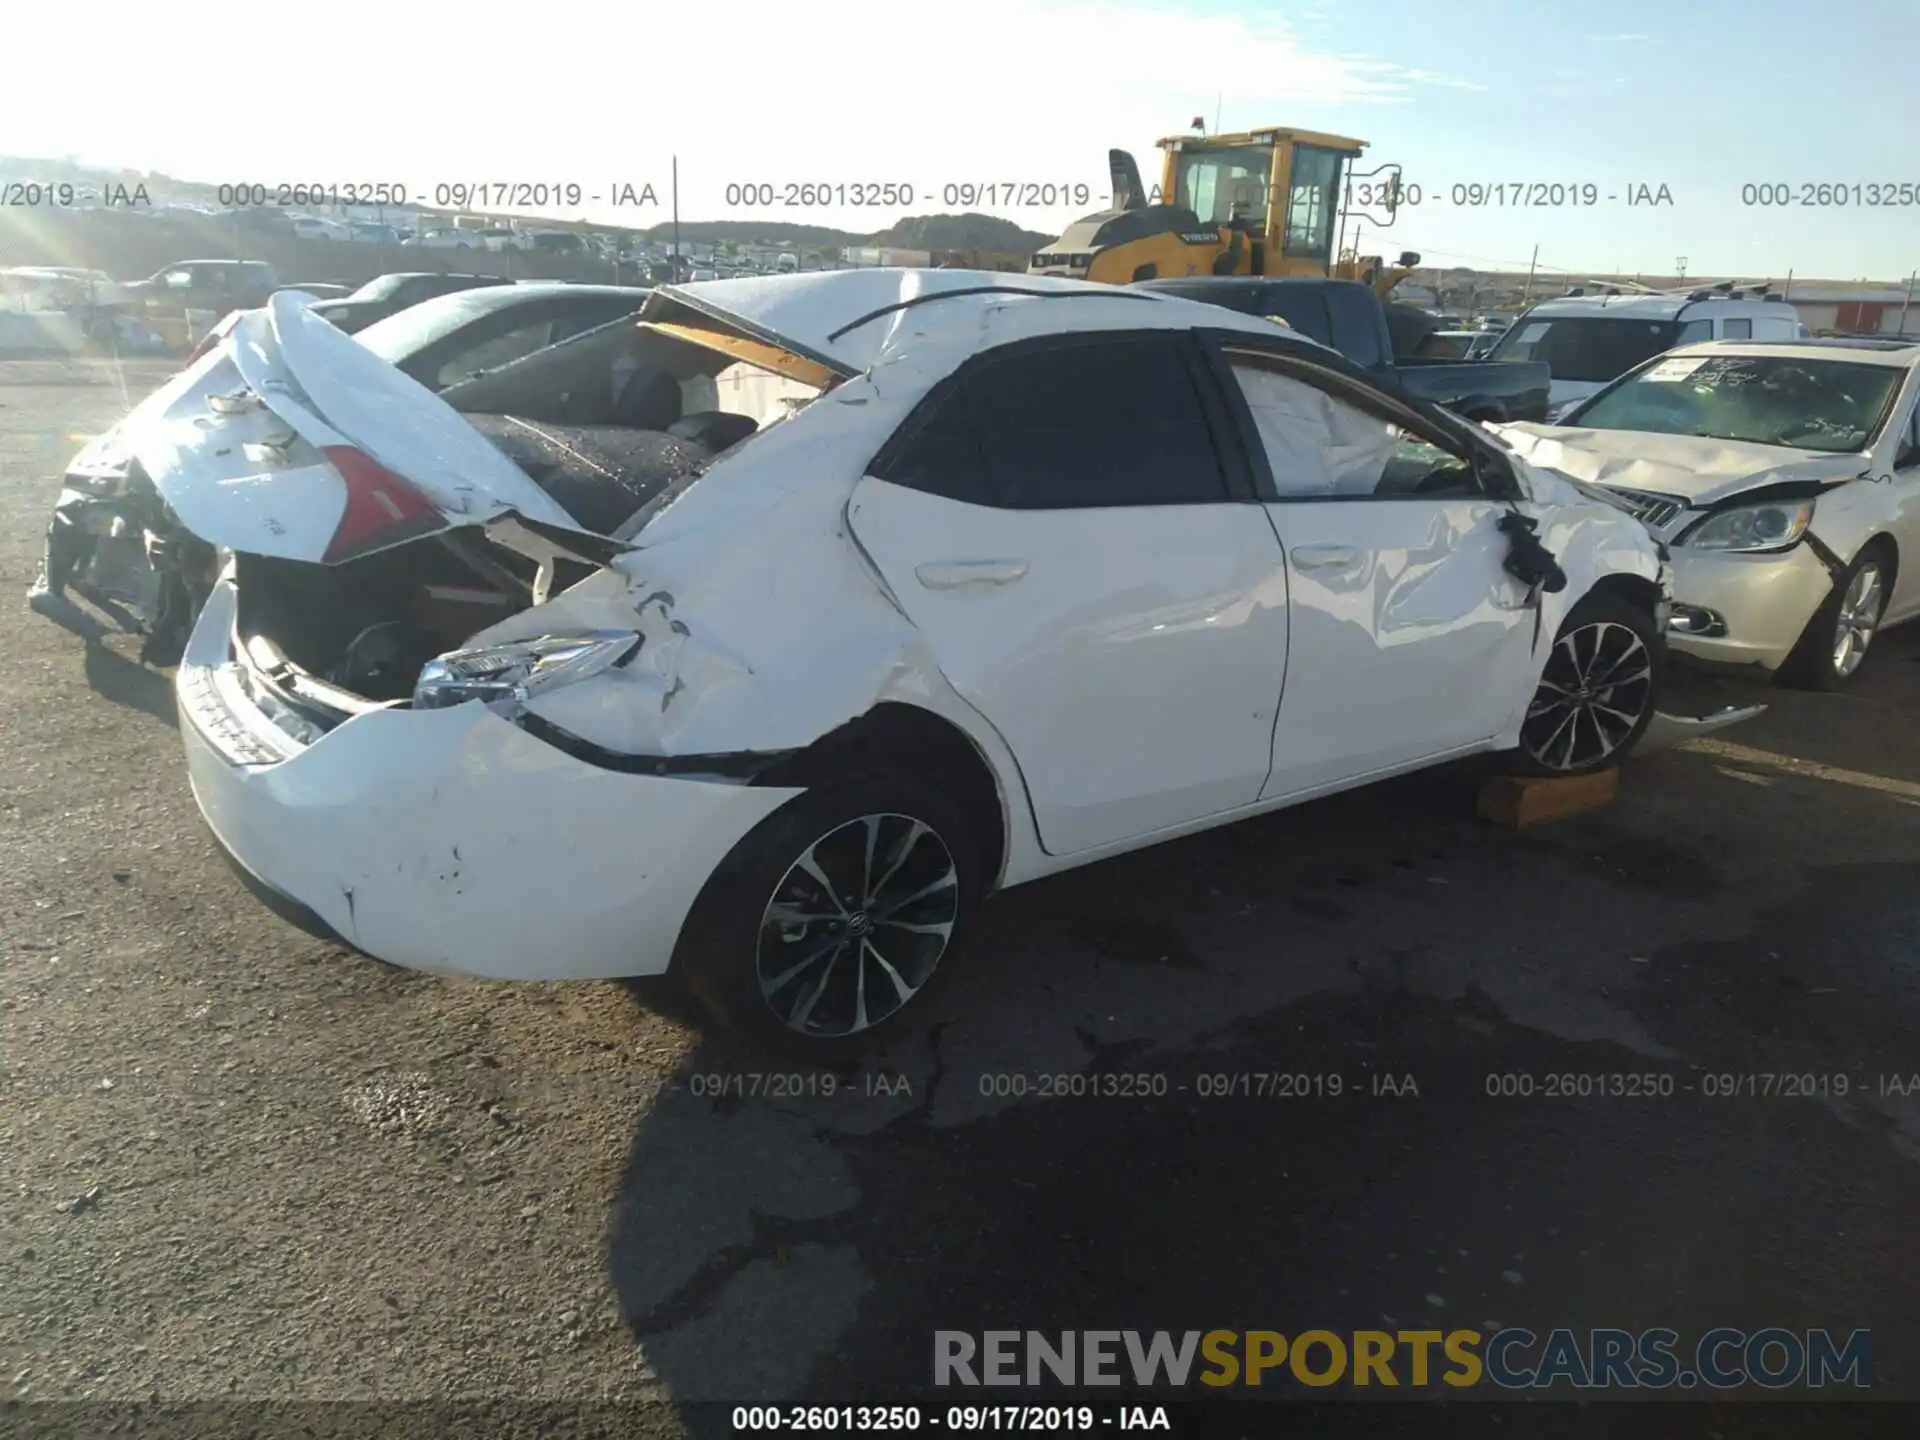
[1495,339,1920,688]
[147,271,1669,1053]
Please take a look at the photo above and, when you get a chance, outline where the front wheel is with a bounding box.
[1777,542,1891,691]
[675,771,979,1057]
[1507,590,1664,777]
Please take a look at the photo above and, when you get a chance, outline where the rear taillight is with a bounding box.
[184,310,240,367]
[320,446,440,563]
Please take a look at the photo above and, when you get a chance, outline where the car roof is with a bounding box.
[1660,338,1920,368]
[1522,293,1787,319]
[650,268,1315,375]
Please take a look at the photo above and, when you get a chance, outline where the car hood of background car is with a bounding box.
[128,291,590,562]
[1491,424,1866,506]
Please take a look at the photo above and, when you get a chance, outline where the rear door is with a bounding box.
[847,329,1290,856]
[1206,336,1537,796]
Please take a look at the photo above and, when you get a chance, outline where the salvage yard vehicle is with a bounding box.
[121,259,282,315]
[1136,276,1552,423]
[306,272,513,333]
[28,282,649,659]
[146,269,1671,1054]
[1493,338,1920,689]
[1487,289,1808,413]
[1031,125,1421,294]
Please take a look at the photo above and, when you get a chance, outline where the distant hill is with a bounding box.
[637,211,1054,253]
[869,213,1055,252]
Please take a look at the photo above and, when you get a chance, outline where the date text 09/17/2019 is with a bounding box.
[209,182,662,210]
[722,182,1097,209]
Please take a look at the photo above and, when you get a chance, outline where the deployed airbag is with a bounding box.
[1232,367,1401,497]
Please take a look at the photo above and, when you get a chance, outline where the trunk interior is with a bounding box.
[219,317,831,731]
[231,535,596,723]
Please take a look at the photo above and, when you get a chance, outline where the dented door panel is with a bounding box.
[847,476,1290,856]
[1262,499,1534,796]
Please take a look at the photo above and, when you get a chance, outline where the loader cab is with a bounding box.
[1160,128,1362,276]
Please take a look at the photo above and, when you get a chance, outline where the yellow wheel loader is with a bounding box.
[1030,125,1420,297]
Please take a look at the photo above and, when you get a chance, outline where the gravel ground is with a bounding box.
[2,359,1918,1430]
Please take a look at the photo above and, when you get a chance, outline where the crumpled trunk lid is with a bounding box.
[129,292,596,564]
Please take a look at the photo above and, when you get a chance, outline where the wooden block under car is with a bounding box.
[1476,768,1619,829]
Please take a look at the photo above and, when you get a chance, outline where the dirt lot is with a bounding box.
[3,360,1919,1427]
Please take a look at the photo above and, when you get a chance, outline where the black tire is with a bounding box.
[1505,589,1664,777]
[1776,541,1893,692]
[673,769,979,1059]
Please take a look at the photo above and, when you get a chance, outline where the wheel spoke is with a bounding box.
[877,916,955,938]
[789,943,843,1030]
[761,932,845,994]
[867,819,930,903]
[859,815,882,907]
[765,903,842,927]
[875,867,957,919]
[862,938,916,1004]
[795,851,849,916]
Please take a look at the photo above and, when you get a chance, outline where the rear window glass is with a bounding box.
[1489,316,1680,382]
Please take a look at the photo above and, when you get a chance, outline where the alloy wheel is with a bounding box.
[1832,562,1884,679]
[1521,620,1655,771]
[755,813,960,1039]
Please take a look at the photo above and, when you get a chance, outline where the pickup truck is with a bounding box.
[1136,276,1552,424]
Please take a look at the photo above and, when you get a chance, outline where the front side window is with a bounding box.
[883,337,1230,509]
[1175,146,1273,229]
[1673,319,1714,345]
[1228,357,1477,499]
[1571,354,1903,453]
[1281,146,1344,259]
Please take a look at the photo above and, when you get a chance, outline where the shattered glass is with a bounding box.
[464,416,714,535]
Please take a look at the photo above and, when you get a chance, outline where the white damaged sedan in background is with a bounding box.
[1493,338,1920,690]
[151,269,1675,1054]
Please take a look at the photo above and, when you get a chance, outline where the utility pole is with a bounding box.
[671,155,680,281]
[1676,255,1688,282]
[1521,244,1539,304]
[1899,270,1916,337]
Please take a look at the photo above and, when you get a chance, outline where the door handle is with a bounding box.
[914,559,1029,589]
[1291,544,1362,571]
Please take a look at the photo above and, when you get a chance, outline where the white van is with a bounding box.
[1486,291,1809,413]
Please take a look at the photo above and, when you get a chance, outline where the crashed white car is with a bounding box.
[1495,339,1920,689]
[156,271,1672,1052]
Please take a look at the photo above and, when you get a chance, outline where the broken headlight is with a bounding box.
[412,631,641,711]
[1683,501,1814,553]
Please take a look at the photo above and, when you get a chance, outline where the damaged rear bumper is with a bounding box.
[177,579,800,980]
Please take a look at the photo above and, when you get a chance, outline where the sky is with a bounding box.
[4,0,1917,279]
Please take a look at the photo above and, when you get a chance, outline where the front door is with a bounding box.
[849,331,1290,855]
[1209,343,1537,797]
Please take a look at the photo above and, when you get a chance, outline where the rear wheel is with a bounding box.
[1507,590,1663,777]
[1777,542,1892,691]
[675,771,978,1058]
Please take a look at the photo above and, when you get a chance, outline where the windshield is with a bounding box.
[1567,354,1903,453]
[1174,145,1272,228]
[355,289,528,362]
[1489,315,1682,382]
